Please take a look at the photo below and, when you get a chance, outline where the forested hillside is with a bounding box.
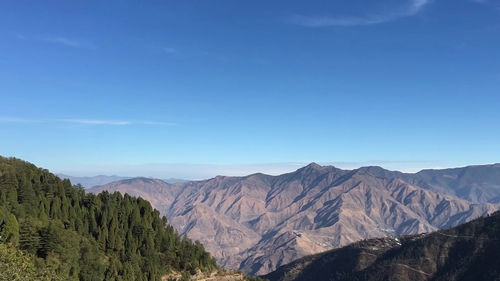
[0,156,217,281]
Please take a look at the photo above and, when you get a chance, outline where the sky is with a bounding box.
[1,0,499,179]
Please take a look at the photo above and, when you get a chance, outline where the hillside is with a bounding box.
[0,156,217,281]
[263,210,500,281]
[91,163,500,275]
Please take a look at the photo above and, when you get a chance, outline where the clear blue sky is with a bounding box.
[1,0,499,179]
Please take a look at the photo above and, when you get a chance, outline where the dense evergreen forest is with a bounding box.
[0,156,217,281]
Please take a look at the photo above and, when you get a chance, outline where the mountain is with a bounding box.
[0,156,218,281]
[57,174,187,189]
[409,164,500,203]
[263,210,500,281]
[90,177,182,213]
[163,178,189,184]
[56,174,132,188]
[90,163,500,275]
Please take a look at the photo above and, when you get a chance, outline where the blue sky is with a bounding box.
[1,0,499,179]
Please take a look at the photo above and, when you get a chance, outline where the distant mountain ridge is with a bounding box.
[57,174,186,188]
[57,174,131,188]
[89,163,500,275]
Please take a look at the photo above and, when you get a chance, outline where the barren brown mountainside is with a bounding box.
[263,210,500,281]
[89,163,500,275]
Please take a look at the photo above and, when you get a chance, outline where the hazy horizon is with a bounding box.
[44,160,500,180]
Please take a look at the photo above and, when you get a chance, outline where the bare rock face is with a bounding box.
[90,163,500,275]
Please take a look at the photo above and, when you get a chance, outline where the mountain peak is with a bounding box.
[293,163,324,175]
[305,162,322,169]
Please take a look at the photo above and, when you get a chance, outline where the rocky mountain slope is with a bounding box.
[263,210,500,281]
[90,163,500,275]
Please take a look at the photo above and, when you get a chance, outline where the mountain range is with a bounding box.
[89,163,500,275]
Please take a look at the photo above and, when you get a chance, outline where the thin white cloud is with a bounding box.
[290,0,432,27]
[0,117,174,126]
[15,34,95,49]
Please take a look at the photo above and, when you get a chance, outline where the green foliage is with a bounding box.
[0,243,63,281]
[0,208,19,245]
[0,156,218,281]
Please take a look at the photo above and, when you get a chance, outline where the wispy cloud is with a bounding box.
[290,0,432,27]
[16,34,95,49]
[0,117,175,126]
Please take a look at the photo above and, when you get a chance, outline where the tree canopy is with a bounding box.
[0,156,217,281]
